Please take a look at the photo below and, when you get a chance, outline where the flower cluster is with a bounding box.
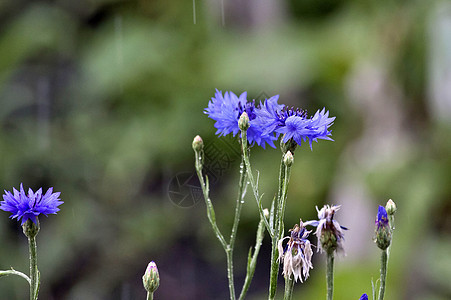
[205,90,335,149]
[278,220,313,282]
[1,184,63,225]
[304,205,347,254]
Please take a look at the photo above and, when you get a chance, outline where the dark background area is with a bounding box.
[0,0,450,299]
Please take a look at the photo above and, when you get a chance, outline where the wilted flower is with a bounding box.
[359,293,368,300]
[304,205,348,254]
[1,184,63,225]
[278,220,313,282]
[205,90,277,148]
[143,261,160,293]
[375,205,391,250]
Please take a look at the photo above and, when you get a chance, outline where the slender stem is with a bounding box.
[326,251,334,300]
[230,158,247,250]
[28,236,38,300]
[269,156,292,300]
[378,249,388,300]
[283,276,294,300]
[240,130,272,237]
[238,217,265,300]
[146,292,153,300]
[0,269,31,285]
[194,150,227,248]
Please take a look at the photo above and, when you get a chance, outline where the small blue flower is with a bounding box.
[359,293,368,300]
[205,90,277,148]
[1,184,63,225]
[376,205,389,229]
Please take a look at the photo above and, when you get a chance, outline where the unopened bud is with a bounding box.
[375,206,391,250]
[263,208,270,218]
[192,135,203,152]
[385,199,396,216]
[283,151,294,167]
[238,112,250,131]
[143,261,160,294]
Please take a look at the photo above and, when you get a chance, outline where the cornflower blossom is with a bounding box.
[205,90,277,148]
[1,184,63,225]
[359,294,369,300]
[278,220,313,282]
[253,98,335,149]
[304,205,348,254]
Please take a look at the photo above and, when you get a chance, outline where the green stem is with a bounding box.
[238,217,265,300]
[283,276,294,300]
[326,251,334,300]
[269,156,292,300]
[240,130,272,237]
[28,236,38,300]
[146,291,153,300]
[0,269,31,285]
[378,249,388,300]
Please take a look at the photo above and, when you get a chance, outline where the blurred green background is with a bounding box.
[0,0,450,299]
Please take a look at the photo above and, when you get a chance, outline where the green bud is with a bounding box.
[238,112,250,131]
[192,135,203,152]
[22,219,40,238]
[385,199,396,216]
[143,261,160,293]
[283,151,294,167]
[263,208,270,219]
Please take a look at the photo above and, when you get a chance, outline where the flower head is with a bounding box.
[359,293,368,300]
[205,90,277,148]
[1,184,63,225]
[375,205,391,250]
[304,205,348,254]
[278,220,313,282]
[253,101,335,149]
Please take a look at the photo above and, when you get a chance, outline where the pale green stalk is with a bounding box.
[28,235,38,300]
[146,292,153,300]
[238,217,265,300]
[283,276,294,300]
[269,156,292,300]
[378,249,388,300]
[0,269,31,284]
[326,251,334,300]
[194,144,249,300]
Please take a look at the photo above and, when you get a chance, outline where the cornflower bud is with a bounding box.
[375,206,391,250]
[283,151,294,167]
[385,199,396,216]
[143,261,160,294]
[192,135,203,152]
[238,112,250,131]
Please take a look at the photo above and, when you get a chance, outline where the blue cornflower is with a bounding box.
[359,294,368,300]
[1,184,63,225]
[205,90,277,148]
[278,220,313,282]
[304,205,348,254]
[253,100,335,149]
